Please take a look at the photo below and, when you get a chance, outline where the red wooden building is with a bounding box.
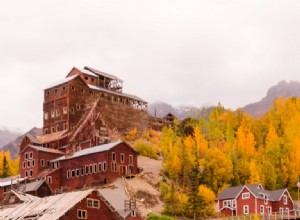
[216,184,294,216]
[0,178,142,220]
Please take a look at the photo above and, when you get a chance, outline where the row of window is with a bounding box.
[44,107,68,120]
[67,162,107,179]
[112,152,133,164]
[24,152,33,160]
[87,199,100,208]
[44,123,68,134]
[23,160,35,169]
[25,170,33,177]
[242,205,289,215]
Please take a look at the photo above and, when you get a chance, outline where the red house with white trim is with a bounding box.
[216,184,294,216]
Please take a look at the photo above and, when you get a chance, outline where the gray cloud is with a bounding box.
[1,0,300,131]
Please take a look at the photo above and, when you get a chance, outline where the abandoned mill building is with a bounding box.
[9,66,151,196]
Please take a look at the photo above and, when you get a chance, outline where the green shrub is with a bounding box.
[147,213,175,220]
[135,141,158,159]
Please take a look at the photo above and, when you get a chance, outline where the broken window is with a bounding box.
[98,163,102,172]
[76,103,80,110]
[103,162,107,172]
[94,164,97,173]
[47,176,52,184]
[76,169,80,176]
[112,152,116,161]
[77,209,87,219]
[120,154,124,163]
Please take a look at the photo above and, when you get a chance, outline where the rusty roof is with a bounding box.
[37,130,67,144]
[84,66,123,82]
[44,74,79,90]
[28,145,65,155]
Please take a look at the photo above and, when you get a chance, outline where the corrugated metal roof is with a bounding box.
[98,178,132,219]
[28,145,65,155]
[75,67,98,77]
[11,190,39,202]
[51,140,124,162]
[25,133,41,144]
[0,189,94,220]
[24,179,45,192]
[88,84,147,103]
[84,66,123,82]
[0,177,24,187]
[44,74,78,90]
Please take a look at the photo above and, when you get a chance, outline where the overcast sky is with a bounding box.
[1,0,300,131]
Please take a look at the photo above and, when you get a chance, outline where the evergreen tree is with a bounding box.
[1,155,10,178]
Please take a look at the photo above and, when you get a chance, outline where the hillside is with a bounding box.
[1,127,42,159]
[0,127,22,148]
[243,80,300,117]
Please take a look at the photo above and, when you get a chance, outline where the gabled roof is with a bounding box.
[44,74,79,90]
[51,140,130,162]
[217,183,291,202]
[85,66,123,82]
[24,133,40,144]
[11,190,38,202]
[98,178,133,218]
[88,84,147,103]
[23,179,47,193]
[0,189,94,220]
[75,67,98,77]
[27,145,65,155]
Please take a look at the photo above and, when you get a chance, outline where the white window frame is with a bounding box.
[29,152,33,159]
[87,198,100,208]
[94,163,97,173]
[120,153,125,163]
[25,152,28,160]
[264,195,268,204]
[103,162,107,172]
[23,161,26,169]
[44,112,48,120]
[67,170,70,179]
[40,159,45,167]
[32,159,35,167]
[98,163,102,172]
[279,208,284,215]
[283,195,287,205]
[63,107,67,114]
[268,206,272,214]
[51,110,55,118]
[77,209,87,219]
[232,200,236,208]
[243,205,249,214]
[112,152,116,161]
[223,200,231,207]
[129,155,133,165]
[56,109,60,117]
[285,208,289,215]
[85,165,89,175]
[242,192,250,199]
[260,205,264,214]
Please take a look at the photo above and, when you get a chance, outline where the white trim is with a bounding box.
[243,205,249,214]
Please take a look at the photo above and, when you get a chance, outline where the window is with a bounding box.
[77,209,87,219]
[260,205,264,214]
[63,123,67,130]
[30,170,33,176]
[40,159,45,167]
[279,208,284,215]
[47,161,50,167]
[243,205,249,214]
[129,155,133,165]
[283,195,287,205]
[120,154,124,163]
[56,109,60,117]
[3,186,7,193]
[112,152,116,161]
[84,76,88,80]
[268,207,272,214]
[81,167,84,176]
[81,89,84,93]
[44,112,48,120]
[70,107,74,114]
[29,152,33,159]
[232,200,236,208]
[285,208,289,215]
[25,170,28,177]
[103,162,107,172]
[264,195,268,204]
[71,124,74,130]
[25,153,28,160]
[242,192,250,199]
[87,199,100,208]
[56,125,60,132]
[71,86,75,91]
[94,164,97,173]
[111,162,117,172]
[71,170,75,177]
[76,169,80,177]
[98,163,102,172]
[27,161,31,168]
[67,170,70,179]
[32,160,35,167]
[51,127,56,133]
[44,128,49,135]
[23,161,26,169]
[47,176,52,184]
[223,200,231,207]
[85,165,89,175]
[51,110,55,118]
[76,103,80,110]
[89,165,93,174]
[131,210,136,217]
[63,107,67,114]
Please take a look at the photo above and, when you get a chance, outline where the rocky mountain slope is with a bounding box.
[243,80,300,117]
[1,127,42,159]
[0,127,22,148]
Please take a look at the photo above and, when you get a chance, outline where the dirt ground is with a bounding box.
[125,155,164,218]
